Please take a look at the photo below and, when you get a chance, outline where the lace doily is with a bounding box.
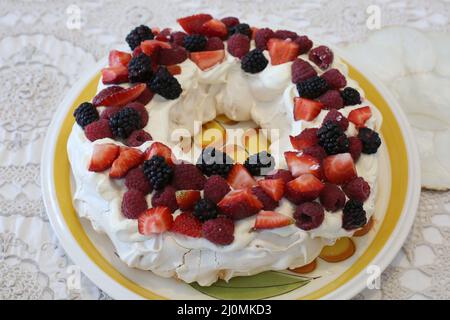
[0,0,449,300]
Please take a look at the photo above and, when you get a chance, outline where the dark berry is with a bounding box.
[342,199,367,230]
[358,127,381,154]
[149,66,182,100]
[197,148,234,177]
[317,121,349,155]
[244,151,275,176]
[296,76,329,99]
[74,102,99,128]
[143,155,173,190]
[109,107,141,139]
[183,34,207,52]
[128,53,153,83]
[193,199,218,222]
[341,87,361,106]
[294,202,324,230]
[126,25,154,50]
[241,49,268,73]
[228,23,251,38]
[251,186,278,211]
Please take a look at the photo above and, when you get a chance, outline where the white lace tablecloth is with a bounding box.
[0,0,449,300]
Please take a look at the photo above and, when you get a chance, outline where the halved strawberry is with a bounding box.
[253,211,293,230]
[158,45,188,66]
[217,189,263,220]
[227,164,256,190]
[289,128,318,150]
[143,142,175,165]
[293,97,323,121]
[140,39,171,59]
[284,151,321,178]
[101,65,128,84]
[175,190,201,210]
[138,207,173,235]
[88,143,120,172]
[200,19,228,39]
[166,65,181,75]
[93,86,124,107]
[257,178,285,201]
[286,173,325,203]
[189,50,225,71]
[109,147,144,178]
[177,13,213,34]
[267,38,300,66]
[108,50,132,67]
[348,106,372,128]
[323,153,357,184]
[100,83,147,107]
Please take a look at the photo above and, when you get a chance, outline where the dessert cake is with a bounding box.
[68,13,383,286]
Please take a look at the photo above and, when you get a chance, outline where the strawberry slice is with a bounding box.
[254,211,293,230]
[284,151,322,178]
[108,50,132,67]
[138,207,173,235]
[218,189,263,220]
[267,38,300,66]
[143,142,175,165]
[286,173,325,203]
[200,19,228,39]
[177,13,213,34]
[88,143,120,172]
[289,128,318,150]
[166,65,181,75]
[323,153,357,184]
[189,50,225,71]
[109,147,144,178]
[227,164,256,190]
[140,40,171,57]
[293,97,323,121]
[93,86,124,107]
[175,190,201,210]
[100,83,147,107]
[101,65,128,84]
[348,106,372,128]
[257,178,285,201]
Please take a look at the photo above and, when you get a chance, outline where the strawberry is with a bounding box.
[177,13,213,34]
[101,65,128,84]
[175,190,201,210]
[257,178,285,201]
[284,152,322,178]
[227,164,256,190]
[157,45,188,66]
[108,50,132,67]
[200,19,228,39]
[109,147,144,178]
[88,143,120,172]
[348,106,372,128]
[166,64,182,75]
[322,153,357,184]
[189,50,225,71]
[100,83,147,107]
[293,97,323,121]
[93,86,124,107]
[217,189,263,220]
[171,212,202,238]
[289,128,318,150]
[143,142,175,165]
[267,38,300,66]
[253,211,293,230]
[285,173,325,203]
[140,40,171,59]
[138,207,173,235]
[135,87,155,105]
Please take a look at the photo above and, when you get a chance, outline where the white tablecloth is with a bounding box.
[0,0,449,300]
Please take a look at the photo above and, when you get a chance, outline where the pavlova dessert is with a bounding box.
[68,13,382,286]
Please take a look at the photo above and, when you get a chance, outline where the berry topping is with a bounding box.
[88,143,120,172]
[144,142,175,165]
[317,120,349,155]
[135,87,155,105]
[172,163,207,190]
[257,178,285,201]
[151,186,178,212]
[296,76,329,99]
[343,177,371,202]
[84,119,113,142]
[274,29,298,40]
[227,163,256,189]
[218,189,263,220]
[358,127,381,154]
[289,128,319,151]
[175,190,201,211]
[221,17,240,28]
[267,38,300,65]
[228,23,252,38]
[251,186,279,211]
[294,202,325,230]
[204,175,231,204]
[243,151,275,176]
[266,169,294,184]
[205,37,225,51]
[100,106,121,121]
[254,211,293,230]
[183,34,207,52]
[294,35,313,54]
[126,25,154,50]
[143,155,173,190]
[348,106,372,128]
[167,65,182,76]
[171,212,202,238]
[138,207,174,235]
[254,28,275,50]
[92,86,124,107]
[96,83,147,107]
[319,183,346,212]
[202,216,234,245]
[170,31,187,46]
[140,40,171,59]
[342,199,367,230]
[108,50,132,67]
[348,136,363,161]
[285,174,325,204]
[303,145,327,161]
[322,109,349,131]
[158,45,188,66]
[193,198,219,222]
[74,102,99,128]
[241,49,268,74]
[196,148,234,177]
[189,49,225,70]
[122,189,148,219]
[110,147,143,179]
[321,69,347,89]
[128,53,153,83]
[177,13,213,35]
[317,90,344,110]
[125,167,152,194]
[341,87,361,106]
[284,151,322,178]
[322,153,357,185]
[125,102,148,128]
[109,107,141,139]
[200,19,228,39]
[101,65,128,84]
[293,97,323,121]
[149,66,182,100]
[291,58,317,83]
[126,130,152,147]
[308,45,334,70]
[227,33,250,58]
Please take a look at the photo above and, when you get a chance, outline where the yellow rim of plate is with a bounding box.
[53,64,408,300]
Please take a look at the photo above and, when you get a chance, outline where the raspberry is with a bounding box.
[254,28,275,50]
[348,137,363,161]
[321,69,347,89]
[322,109,349,131]
[171,212,202,238]
[128,53,153,83]
[126,130,152,147]
[92,86,124,107]
[143,155,173,190]
[358,128,381,154]
[244,151,275,176]
[100,106,122,120]
[341,87,361,106]
[303,145,327,161]
[251,186,278,211]
[109,107,141,139]
[125,102,148,128]
[158,45,188,66]
[126,25,154,50]
[317,121,349,155]
[172,163,206,190]
[318,90,344,110]
[221,17,240,28]
[227,33,250,59]
[228,23,251,38]
[202,216,234,245]
[294,35,313,54]
[193,199,218,222]
[74,102,99,128]
[319,183,346,212]
[149,66,182,100]
[342,199,367,230]
[241,49,268,73]
[151,186,178,213]
[296,76,329,99]
[205,37,224,51]
[183,34,207,52]
[170,31,187,46]
[125,167,152,194]
[274,29,298,40]
[294,202,325,230]
[343,177,371,202]
[291,58,317,83]
[204,175,230,204]
[121,189,148,219]
[309,45,334,70]
[266,169,293,184]
[84,119,113,142]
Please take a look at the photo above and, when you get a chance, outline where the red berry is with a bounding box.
[303,145,327,161]
[274,29,298,40]
[204,175,231,204]
[348,137,363,162]
[317,90,344,110]
[309,45,334,70]
[108,50,132,67]
[284,151,322,179]
[289,128,318,151]
[348,106,372,128]
[122,189,148,219]
[202,216,234,245]
[251,186,279,211]
[200,19,228,39]
[125,102,148,128]
[84,119,113,142]
[285,174,325,204]
[138,207,173,235]
[98,83,147,107]
[135,87,155,105]
[170,31,187,46]
[93,86,124,107]
[205,37,225,51]
[175,190,201,210]
[88,143,120,172]
[158,44,188,66]
[126,130,152,147]
[221,17,240,28]
[125,167,152,194]
[267,38,300,65]
[172,163,206,190]
[294,202,324,230]
[110,147,144,178]
[227,164,256,190]
[254,211,293,230]
[322,153,357,185]
[343,177,371,202]
[218,189,263,220]
[100,106,122,120]
[101,65,128,84]
[319,183,346,212]
[171,212,202,238]
[321,68,347,89]
[322,109,349,131]
[143,142,175,165]
[258,178,285,201]
[151,186,178,213]
[291,58,317,83]
[266,169,294,184]
[294,35,313,54]
[189,50,225,70]
[227,33,250,59]
[177,13,213,34]
[254,28,275,50]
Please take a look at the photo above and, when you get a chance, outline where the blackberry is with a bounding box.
[342,199,367,230]
[73,102,99,128]
[143,155,173,190]
[126,25,154,50]
[296,76,328,99]
[317,121,349,155]
[197,148,234,178]
[149,67,182,100]
[244,151,275,176]
[358,127,381,154]
[193,199,218,222]
[241,49,268,73]
[341,87,361,106]
[229,23,251,38]
[183,34,207,52]
[128,53,153,83]
[109,107,141,139]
